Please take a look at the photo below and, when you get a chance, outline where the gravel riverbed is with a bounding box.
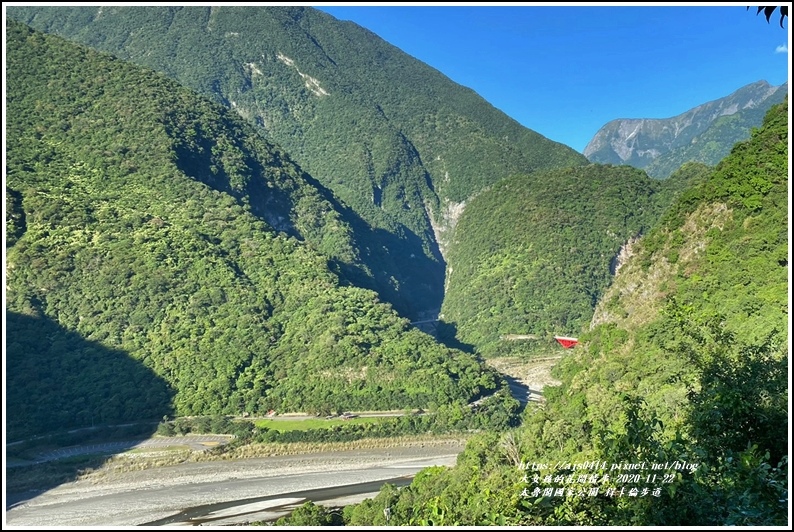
[6,440,466,526]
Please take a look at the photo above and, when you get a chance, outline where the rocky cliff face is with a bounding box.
[584,80,787,173]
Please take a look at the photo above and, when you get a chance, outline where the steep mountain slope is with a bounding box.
[643,82,789,178]
[591,99,788,343]
[440,165,663,357]
[7,5,588,316]
[339,99,789,528]
[584,80,787,177]
[5,20,501,439]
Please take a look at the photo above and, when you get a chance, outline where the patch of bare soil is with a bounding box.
[486,356,562,393]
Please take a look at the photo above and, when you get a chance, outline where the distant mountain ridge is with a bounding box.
[584,80,788,177]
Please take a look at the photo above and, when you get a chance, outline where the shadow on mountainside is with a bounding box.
[168,126,446,319]
[435,320,476,354]
[5,311,175,508]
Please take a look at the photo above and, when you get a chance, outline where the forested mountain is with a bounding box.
[440,165,661,357]
[334,99,790,527]
[438,160,707,357]
[7,5,588,317]
[5,20,502,440]
[584,80,788,178]
[5,7,788,525]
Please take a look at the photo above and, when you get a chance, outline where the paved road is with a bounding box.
[6,422,157,448]
[9,435,233,467]
[7,413,407,448]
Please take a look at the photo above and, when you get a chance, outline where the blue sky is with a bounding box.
[316,4,790,153]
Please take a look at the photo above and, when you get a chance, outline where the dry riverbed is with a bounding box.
[6,437,466,526]
[6,357,559,526]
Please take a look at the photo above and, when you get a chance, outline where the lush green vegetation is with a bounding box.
[6,186,26,248]
[439,158,710,358]
[6,311,173,442]
[253,417,391,432]
[441,164,662,357]
[287,100,788,526]
[5,20,504,440]
[5,12,787,527]
[153,389,519,444]
[631,98,788,342]
[7,5,588,316]
[275,502,345,526]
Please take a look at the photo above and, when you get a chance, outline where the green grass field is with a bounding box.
[254,416,393,432]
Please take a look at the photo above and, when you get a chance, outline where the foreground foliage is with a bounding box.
[291,100,789,527]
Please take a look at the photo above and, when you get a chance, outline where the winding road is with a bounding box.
[35,435,232,463]
[7,435,233,468]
